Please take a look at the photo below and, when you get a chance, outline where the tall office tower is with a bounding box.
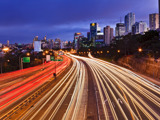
[104,26,114,45]
[110,28,114,42]
[7,40,9,47]
[54,38,61,49]
[44,35,47,41]
[115,23,125,37]
[87,32,90,40]
[74,33,84,50]
[132,21,147,34]
[125,12,135,33]
[48,39,54,49]
[0,43,2,48]
[33,36,38,47]
[149,13,159,30]
[90,23,101,38]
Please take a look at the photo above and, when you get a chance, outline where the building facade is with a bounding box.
[125,12,135,33]
[54,38,61,49]
[115,23,125,37]
[87,32,90,40]
[132,21,147,35]
[94,35,104,48]
[7,40,9,47]
[90,23,101,39]
[104,26,114,46]
[74,33,84,50]
[149,13,159,30]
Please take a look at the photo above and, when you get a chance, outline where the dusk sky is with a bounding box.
[0,0,158,44]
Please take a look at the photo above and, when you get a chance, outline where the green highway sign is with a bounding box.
[23,57,30,63]
[51,56,54,61]
[50,56,63,61]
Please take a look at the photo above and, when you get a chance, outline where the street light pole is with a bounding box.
[19,52,30,70]
[19,54,23,70]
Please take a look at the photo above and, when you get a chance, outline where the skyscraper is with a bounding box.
[149,13,159,30]
[44,35,47,41]
[90,23,101,39]
[74,33,84,50]
[7,40,9,47]
[33,36,38,47]
[115,23,125,37]
[132,21,147,35]
[87,32,90,40]
[104,26,114,45]
[125,12,135,33]
[54,38,61,49]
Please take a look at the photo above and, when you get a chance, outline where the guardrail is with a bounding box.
[0,79,52,120]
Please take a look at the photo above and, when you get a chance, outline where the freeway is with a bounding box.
[0,55,71,118]
[1,53,159,120]
[17,57,87,120]
[70,53,160,120]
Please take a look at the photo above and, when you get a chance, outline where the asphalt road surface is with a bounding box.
[0,53,159,120]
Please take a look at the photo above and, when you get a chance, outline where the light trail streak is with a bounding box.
[19,57,87,120]
[0,56,71,119]
[70,53,160,120]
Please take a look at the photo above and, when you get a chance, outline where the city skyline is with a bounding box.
[0,0,158,44]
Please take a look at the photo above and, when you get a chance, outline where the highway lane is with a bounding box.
[0,56,71,118]
[1,53,159,120]
[0,60,63,90]
[0,60,54,84]
[18,57,87,120]
[70,53,160,120]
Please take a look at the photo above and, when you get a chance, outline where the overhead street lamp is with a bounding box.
[42,52,46,70]
[138,48,143,53]
[45,50,49,54]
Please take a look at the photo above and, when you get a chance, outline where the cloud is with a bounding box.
[0,0,158,43]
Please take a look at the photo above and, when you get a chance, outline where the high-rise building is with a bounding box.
[132,21,147,35]
[125,12,135,33]
[115,23,125,37]
[149,13,159,30]
[94,35,104,48]
[7,40,9,47]
[110,28,114,42]
[44,35,47,41]
[48,39,54,49]
[54,38,61,49]
[90,23,101,39]
[104,26,114,46]
[0,43,2,48]
[33,36,38,47]
[74,33,84,50]
[34,41,42,52]
[87,32,90,40]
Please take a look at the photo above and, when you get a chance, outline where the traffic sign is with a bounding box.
[23,57,30,63]
[51,56,54,61]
